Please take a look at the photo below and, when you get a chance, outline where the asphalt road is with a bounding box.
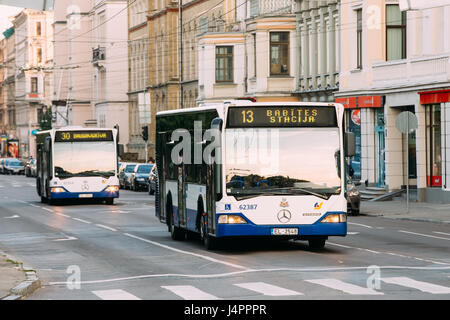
[0,174,449,300]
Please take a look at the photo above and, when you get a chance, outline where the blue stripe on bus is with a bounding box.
[50,189,119,199]
[171,207,347,237]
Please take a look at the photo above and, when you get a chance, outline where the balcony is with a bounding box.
[249,0,294,17]
[92,47,106,66]
[371,54,450,88]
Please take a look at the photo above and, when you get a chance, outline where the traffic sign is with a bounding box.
[396,111,418,134]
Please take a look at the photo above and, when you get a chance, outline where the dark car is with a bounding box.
[25,159,37,177]
[131,164,153,191]
[347,177,361,216]
[148,165,157,195]
[118,163,137,189]
[3,158,25,175]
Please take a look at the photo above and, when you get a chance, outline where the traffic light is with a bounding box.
[141,126,148,142]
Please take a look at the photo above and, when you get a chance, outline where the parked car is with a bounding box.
[131,163,153,191]
[0,158,6,174]
[148,165,157,195]
[347,177,361,216]
[25,159,37,177]
[118,163,137,189]
[3,158,25,175]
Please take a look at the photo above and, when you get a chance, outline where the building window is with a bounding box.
[36,22,41,36]
[356,9,362,69]
[36,47,42,64]
[31,77,38,93]
[215,46,233,82]
[426,104,441,187]
[270,32,289,75]
[386,4,406,61]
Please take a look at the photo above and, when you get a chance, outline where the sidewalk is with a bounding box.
[0,250,41,300]
[0,253,26,299]
[361,197,450,224]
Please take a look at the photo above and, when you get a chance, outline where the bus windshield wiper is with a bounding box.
[77,170,115,178]
[258,187,331,200]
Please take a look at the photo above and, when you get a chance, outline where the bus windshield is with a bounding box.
[54,141,116,179]
[225,127,341,199]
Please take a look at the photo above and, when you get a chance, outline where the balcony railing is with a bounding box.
[249,0,294,17]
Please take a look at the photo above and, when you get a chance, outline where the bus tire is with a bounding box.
[308,238,326,250]
[170,217,185,241]
[40,196,47,203]
[201,216,218,250]
[105,198,114,205]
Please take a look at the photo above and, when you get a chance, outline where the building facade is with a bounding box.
[13,9,53,158]
[337,0,450,203]
[127,0,148,161]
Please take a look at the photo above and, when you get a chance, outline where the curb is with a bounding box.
[1,252,41,300]
[363,213,450,225]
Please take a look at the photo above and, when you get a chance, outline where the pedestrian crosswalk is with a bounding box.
[90,276,450,300]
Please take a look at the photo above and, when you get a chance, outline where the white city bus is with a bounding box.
[36,127,122,205]
[155,101,355,250]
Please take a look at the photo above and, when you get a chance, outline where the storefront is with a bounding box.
[336,95,385,185]
[418,88,450,203]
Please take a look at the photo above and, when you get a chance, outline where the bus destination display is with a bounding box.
[55,130,114,142]
[227,106,337,127]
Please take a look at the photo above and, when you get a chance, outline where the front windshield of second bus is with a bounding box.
[54,141,116,179]
[224,106,341,199]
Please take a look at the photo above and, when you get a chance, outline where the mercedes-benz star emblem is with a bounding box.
[81,183,89,191]
[277,209,291,223]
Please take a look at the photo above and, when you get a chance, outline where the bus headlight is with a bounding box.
[105,186,119,192]
[218,215,247,224]
[51,187,65,193]
[321,213,347,223]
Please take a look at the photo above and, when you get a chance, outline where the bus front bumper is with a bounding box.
[215,222,347,238]
[50,187,119,199]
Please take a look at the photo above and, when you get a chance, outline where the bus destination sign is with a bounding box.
[55,130,114,142]
[227,106,337,128]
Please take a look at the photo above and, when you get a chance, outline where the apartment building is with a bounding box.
[13,9,53,158]
[337,0,450,203]
[127,0,149,161]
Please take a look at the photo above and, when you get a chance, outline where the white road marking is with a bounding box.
[162,285,220,300]
[347,232,360,235]
[382,277,450,294]
[54,212,71,218]
[95,224,118,232]
[433,231,450,236]
[48,265,450,286]
[348,222,374,229]
[52,236,77,242]
[72,217,92,224]
[41,207,54,213]
[123,233,249,270]
[398,230,450,241]
[305,279,383,295]
[92,289,141,300]
[3,215,20,219]
[328,242,380,254]
[234,282,302,296]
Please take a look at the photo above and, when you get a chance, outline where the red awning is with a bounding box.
[336,96,383,108]
[418,89,450,104]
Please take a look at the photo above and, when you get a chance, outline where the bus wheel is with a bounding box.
[201,216,218,250]
[105,198,114,205]
[308,238,326,250]
[40,196,48,203]
[170,219,185,241]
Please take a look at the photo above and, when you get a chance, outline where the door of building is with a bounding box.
[374,109,386,187]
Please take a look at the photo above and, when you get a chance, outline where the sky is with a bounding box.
[0,5,23,39]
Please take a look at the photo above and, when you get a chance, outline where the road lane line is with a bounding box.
[234,282,303,296]
[92,289,141,300]
[328,242,380,254]
[398,230,450,241]
[305,279,383,295]
[382,277,450,294]
[3,215,20,219]
[123,233,249,270]
[53,236,77,242]
[95,224,118,232]
[41,207,54,213]
[72,218,92,224]
[162,285,220,300]
[54,212,71,218]
[433,231,450,236]
[48,265,450,286]
[348,222,374,229]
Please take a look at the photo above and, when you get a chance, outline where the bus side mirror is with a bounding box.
[118,144,125,157]
[345,132,356,157]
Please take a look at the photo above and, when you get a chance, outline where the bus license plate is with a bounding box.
[79,194,93,198]
[271,228,298,236]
